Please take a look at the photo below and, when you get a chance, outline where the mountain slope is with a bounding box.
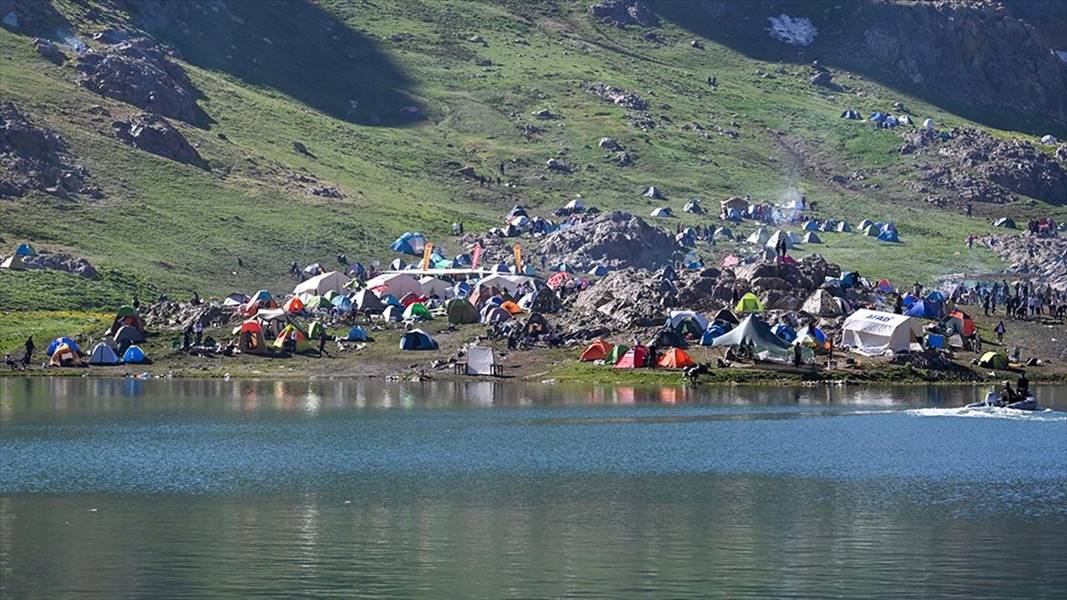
[1,0,1064,310]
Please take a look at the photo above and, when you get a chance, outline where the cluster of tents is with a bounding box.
[841,110,928,130]
[0,243,36,271]
[44,305,152,367]
[742,219,899,249]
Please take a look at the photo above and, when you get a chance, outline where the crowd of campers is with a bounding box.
[4,192,1060,379]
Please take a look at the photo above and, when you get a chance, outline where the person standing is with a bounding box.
[994,321,1006,344]
[318,328,329,358]
[22,336,35,368]
[193,321,204,347]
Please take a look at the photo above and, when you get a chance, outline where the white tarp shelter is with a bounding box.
[841,309,923,356]
[466,345,497,376]
[365,273,423,298]
[293,271,347,296]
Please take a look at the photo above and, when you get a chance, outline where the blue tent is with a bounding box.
[331,295,353,312]
[877,230,900,242]
[926,291,946,303]
[345,263,365,279]
[15,243,37,257]
[839,272,859,289]
[726,207,743,221]
[902,294,920,307]
[87,342,121,366]
[803,220,820,231]
[491,262,510,273]
[881,222,898,234]
[390,232,426,256]
[869,112,887,122]
[454,281,472,298]
[399,329,438,351]
[47,337,80,356]
[905,300,943,320]
[700,324,729,346]
[587,265,609,276]
[122,345,148,364]
[380,294,403,308]
[454,254,473,267]
[346,326,369,342]
[772,323,797,343]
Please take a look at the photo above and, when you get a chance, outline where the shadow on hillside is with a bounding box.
[130,0,421,127]
[650,0,1064,137]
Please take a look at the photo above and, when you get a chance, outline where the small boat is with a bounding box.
[965,394,1039,412]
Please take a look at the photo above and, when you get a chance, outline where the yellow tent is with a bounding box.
[735,292,764,313]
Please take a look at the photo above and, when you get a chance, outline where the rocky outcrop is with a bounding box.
[588,0,658,28]
[587,83,649,111]
[112,112,206,167]
[904,128,1067,204]
[856,0,1067,128]
[538,211,674,269]
[16,252,98,278]
[32,37,66,65]
[0,101,96,199]
[573,268,675,327]
[986,235,1067,291]
[76,38,202,124]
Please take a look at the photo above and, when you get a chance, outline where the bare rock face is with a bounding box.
[0,101,95,198]
[587,83,649,111]
[588,0,658,28]
[904,128,1067,204]
[76,38,201,124]
[538,211,675,269]
[112,112,206,167]
[573,267,675,328]
[987,235,1067,291]
[15,251,98,278]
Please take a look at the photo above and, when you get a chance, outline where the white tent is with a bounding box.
[365,273,423,298]
[746,227,770,245]
[466,345,497,376]
[666,310,709,331]
[764,230,795,250]
[293,271,347,296]
[419,276,453,299]
[565,198,585,210]
[841,309,923,356]
[476,273,533,294]
[802,231,822,244]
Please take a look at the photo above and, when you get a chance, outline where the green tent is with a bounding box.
[308,321,326,339]
[322,290,339,302]
[977,351,1008,369]
[735,292,764,313]
[403,302,433,321]
[445,298,479,325]
[115,305,139,318]
[608,344,629,365]
[305,295,330,309]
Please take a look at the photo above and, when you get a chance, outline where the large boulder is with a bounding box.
[0,101,95,198]
[112,112,206,167]
[538,211,674,269]
[573,267,674,327]
[76,38,202,124]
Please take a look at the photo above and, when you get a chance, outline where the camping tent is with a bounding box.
[650,207,674,218]
[587,265,609,276]
[801,289,842,317]
[344,326,369,342]
[683,199,705,214]
[656,348,696,369]
[840,109,861,119]
[403,302,433,321]
[390,232,427,255]
[710,315,793,359]
[47,337,80,356]
[353,289,386,314]
[877,229,900,242]
[465,346,497,376]
[835,221,851,233]
[399,329,438,351]
[841,309,922,356]
[977,351,1008,369]
[794,325,827,349]
[765,230,795,250]
[87,342,122,365]
[735,292,764,313]
[223,293,250,307]
[993,217,1016,229]
[580,340,614,362]
[863,224,880,237]
[712,308,739,325]
[121,345,149,364]
[642,186,664,199]
[746,227,770,245]
[802,231,822,244]
[49,343,82,367]
[667,310,709,333]
[477,273,530,294]
[284,296,305,314]
[235,319,268,354]
[445,298,479,325]
[614,346,649,369]
[114,325,145,347]
[608,344,629,365]
[294,271,347,296]
[481,306,511,324]
[802,220,820,231]
[714,226,733,240]
[905,300,941,320]
[700,324,729,346]
[419,277,453,299]
[366,273,423,298]
[772,323,797,343]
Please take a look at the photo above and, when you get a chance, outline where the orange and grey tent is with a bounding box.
[501,300,523,315]
[579,340,613,362]
[656,347,696,369]
[614,346,649,369]
[284,296,305,314]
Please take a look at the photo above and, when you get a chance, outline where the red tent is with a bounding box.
[547,272,572,290]
[614,346,649,369]
[579,340,613,362]
[399,292,427,307]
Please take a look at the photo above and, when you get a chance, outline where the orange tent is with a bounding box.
[579,340,613,362]
[949,310,977,337]
[501,300,522,315]
[49,343,81,367]
[656,347,696,369]
[614,346,649,369]
[284,296,305,314]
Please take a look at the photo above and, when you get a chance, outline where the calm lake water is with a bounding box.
[1,378,1066,599]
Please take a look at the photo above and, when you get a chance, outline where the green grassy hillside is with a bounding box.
[1,0,1063,312]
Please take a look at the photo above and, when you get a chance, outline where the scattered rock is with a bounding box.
[532,109,558,120]
[112,112,206,167]
[598,137,622,151]
[0,250,98,278]
[32,37,66,65]
[587,82,649,110]
[141,300,236,331]
[690,39,704,49]
[985,234,1067,291]
[309,185,343,198]
[292,140,312,156]
[809,71,833,87]
[76,38,201,123]
[588,0,658,28]
[545,158,573,173]
[0,101,93,198]
[614,151,633,166]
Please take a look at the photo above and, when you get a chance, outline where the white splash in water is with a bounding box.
[906,407,1067,422]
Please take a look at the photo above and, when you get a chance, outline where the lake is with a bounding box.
[1,378,1065,599]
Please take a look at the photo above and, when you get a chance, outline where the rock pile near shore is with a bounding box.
[987,234,1067,291]
[538,211,674,269]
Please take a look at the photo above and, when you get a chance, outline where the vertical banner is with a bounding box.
[471,243,484,269]
[513,243,523,272]
[421,242,434,271]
